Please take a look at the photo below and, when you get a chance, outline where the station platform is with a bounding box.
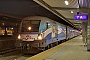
[26,35,90,60]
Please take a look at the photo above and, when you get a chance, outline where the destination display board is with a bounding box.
[74,14,88,20]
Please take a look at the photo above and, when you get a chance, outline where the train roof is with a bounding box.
[22,16,52,21]
[22,16,79,30]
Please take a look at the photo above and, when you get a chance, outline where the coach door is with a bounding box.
[52,25,56,38]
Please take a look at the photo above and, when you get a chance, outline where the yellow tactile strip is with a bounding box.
[26,37,77,60]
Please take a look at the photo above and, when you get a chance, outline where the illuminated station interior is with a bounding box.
[0,0,90,60]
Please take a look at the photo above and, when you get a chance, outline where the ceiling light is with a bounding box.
[71,11,73,13]
[77,22,80,23]
[2,23,4,25]
[64,0,69,5]
[11,28,13,29]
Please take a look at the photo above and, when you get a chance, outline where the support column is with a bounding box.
[82,22,87,44]
[87,13,90,50]
[4,26,7,37]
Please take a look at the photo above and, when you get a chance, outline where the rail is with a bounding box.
[0,48,19,55]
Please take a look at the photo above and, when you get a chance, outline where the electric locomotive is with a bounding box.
[17,16,80,51]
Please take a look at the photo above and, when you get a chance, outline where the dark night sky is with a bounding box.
[0,0,76,29]
[0,0,53,17]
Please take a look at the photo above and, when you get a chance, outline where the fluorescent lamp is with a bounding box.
[71,11,73,13]
[64,0,69,5]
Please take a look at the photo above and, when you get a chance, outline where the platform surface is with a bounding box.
[26,35,90,60]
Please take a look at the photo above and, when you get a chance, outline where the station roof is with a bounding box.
[0,0,88,30]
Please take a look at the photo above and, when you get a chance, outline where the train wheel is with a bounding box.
[47,45,50,49]
[56,42,58,45]
[45,46,49,50]
[50,44,53,48]
[45,46,48,50]
[42,47,46,51]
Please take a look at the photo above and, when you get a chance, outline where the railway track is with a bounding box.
[0,54,29,60]
[0,47,40,60]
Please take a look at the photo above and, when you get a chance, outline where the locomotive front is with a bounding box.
[18,20,42,41]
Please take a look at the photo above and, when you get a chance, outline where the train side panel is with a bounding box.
[56,22,66,41]
[39,19,57,46]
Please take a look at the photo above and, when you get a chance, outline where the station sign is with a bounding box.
[74,14,88,20]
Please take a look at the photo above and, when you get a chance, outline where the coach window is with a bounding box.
[46,21,52,29]
[46,22,48,29]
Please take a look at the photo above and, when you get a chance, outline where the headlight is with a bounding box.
[28,26,31,30]
[18,34,21,39]
[38,35,42,40]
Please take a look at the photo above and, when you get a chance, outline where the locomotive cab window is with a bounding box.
[21,20,40,32]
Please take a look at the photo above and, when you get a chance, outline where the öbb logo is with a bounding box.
[23,35,35,40]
